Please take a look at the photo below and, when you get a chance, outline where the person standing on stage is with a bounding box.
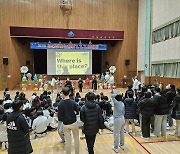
[78,78,83,93]
[85,77,90,92]
[109,73,114,93]
[56,77,62,93]
[51,76,56,93]
[92,76,97,92]
[58,87,79,154]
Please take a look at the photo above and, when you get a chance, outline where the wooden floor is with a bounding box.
[0,89,180,154]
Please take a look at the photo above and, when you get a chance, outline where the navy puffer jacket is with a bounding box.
[124,98,138,119]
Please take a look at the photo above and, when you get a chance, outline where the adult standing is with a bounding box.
[56,77,62,93]
[85,77,90,92]
[80,92,104,154]
[132,76,139,98]
[78,78,83,92]
[111,92,125,153]
[51,76,56,93]
[92,76,97,92]
[58,87,79,154]
[109,73,114,93]
[7,100,33,154]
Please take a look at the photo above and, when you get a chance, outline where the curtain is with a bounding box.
[152,63,180,78]
[152,64,164,77]
[177,62,180,78]
[163,63,177,78]
[152,20,180,44]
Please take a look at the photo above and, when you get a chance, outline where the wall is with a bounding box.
[152,0,180,29]
[0,0,138,89]
[137,0,180,86]
[151,0,180,63]
[146,76,180,88]
[137,0,146,83]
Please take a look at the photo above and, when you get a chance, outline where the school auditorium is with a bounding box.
[0,0,180,154]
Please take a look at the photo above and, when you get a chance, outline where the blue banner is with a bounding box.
[30,42,107,50]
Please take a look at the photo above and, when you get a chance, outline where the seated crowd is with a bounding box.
[0,83,180,154]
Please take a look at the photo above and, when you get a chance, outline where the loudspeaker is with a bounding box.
[3,57,8,65]
[26,60,30,65]
[125,59,130,66]
[105,61,109,66]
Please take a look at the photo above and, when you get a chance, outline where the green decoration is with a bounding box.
[33,74,38,82]
[22,73,27,82]
[101,73,105,81]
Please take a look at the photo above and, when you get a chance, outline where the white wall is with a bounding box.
[152,0,180,29]
[137,0,146,71]
[151,0,180,63]
[152,37,180,62]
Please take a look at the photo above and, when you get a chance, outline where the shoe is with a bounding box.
[41,133,47,137]
[2,142,6,151]
[169,132,177,136]
[166,126,174,130]
[5,142,8,149]
[80,136,86,139]
[60,140,65,143]
[150,133,157,137]
[141,136,149,139]
[132,132,136,136]
[112,146,119,153]
[119,145,125,150]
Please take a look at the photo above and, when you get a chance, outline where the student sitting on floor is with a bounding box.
[43,104,50,118]
[47,112,58,130]
[32,110,48,137]
[0,108,8,151]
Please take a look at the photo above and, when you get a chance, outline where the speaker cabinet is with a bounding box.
[26,60,30,65]
[3,57,8,65]
[125,59,130,66]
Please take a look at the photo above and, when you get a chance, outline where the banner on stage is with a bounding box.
[30,42,107,50]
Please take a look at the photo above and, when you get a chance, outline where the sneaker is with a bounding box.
[2,142,6,151]
[132,132,136,136]
[80,136,86,139]
[119,145,125,150]
[112,146,119,153]
[150,133,157,137]
[169,132,177,136]
[169,126,175,130]
[60,140,65,143]
[5,142,8,149]
[141,136,149,139]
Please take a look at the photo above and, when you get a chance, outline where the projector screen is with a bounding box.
[47,49,92,75]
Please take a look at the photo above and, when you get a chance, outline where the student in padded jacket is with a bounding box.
[152,88,170,137]
[6,100,33,154]
[80,92,104,154]
[171,88,180,136]
[138,92,155,138]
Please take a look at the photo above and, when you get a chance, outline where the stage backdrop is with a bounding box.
[47,49,92,75]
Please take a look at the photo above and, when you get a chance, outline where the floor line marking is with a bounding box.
[140,139,180,144]
[129,133,151,154]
